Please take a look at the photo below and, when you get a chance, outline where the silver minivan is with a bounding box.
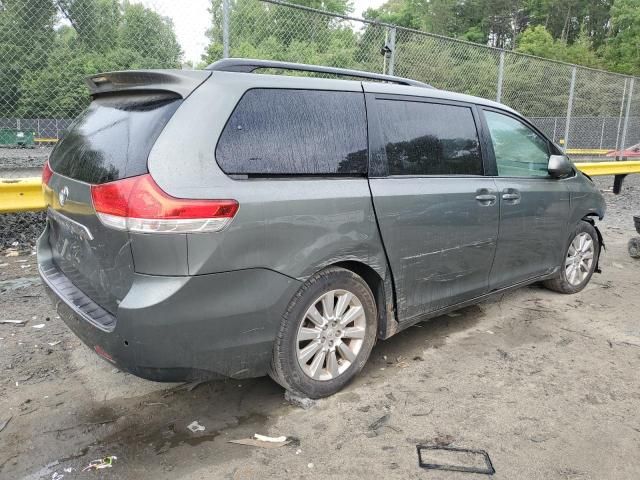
[38,59,605,398]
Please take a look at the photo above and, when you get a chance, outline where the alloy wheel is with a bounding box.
[296,289,367,381]
[565,232,595,286]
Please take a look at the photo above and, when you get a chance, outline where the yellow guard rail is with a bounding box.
[0,177,46,213]
[2,160,640,213]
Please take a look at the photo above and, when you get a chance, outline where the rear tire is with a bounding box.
[543,221,600,294]
[269,267,377,399]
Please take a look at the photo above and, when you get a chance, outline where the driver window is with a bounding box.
[484,111,550,177]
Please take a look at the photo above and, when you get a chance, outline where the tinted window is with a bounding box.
[484,111,549,177]
[49,93,181,184]
[216,89,367,175]
[375,100,482,176]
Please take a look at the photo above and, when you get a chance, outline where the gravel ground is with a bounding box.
[0,147,52,172]
[0,213,46,250]
[0,222,639,480]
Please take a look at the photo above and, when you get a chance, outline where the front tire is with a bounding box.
[269,267,377,399]
[543,221,600,294]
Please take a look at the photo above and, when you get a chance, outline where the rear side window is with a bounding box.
[375,99,482,176]
[49,93,181,184]
[216,89,367,176]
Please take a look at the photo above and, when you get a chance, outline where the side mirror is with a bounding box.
[548,154,573,178]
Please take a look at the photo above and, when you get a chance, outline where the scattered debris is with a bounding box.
[185,380,206,392]
[82,456,117,472]
[369,414,391,432]
[411,409,434,417]
[47,341,61,347]
[229,433,291,448]
[143,402,169,407]
[0,319,27,326]
[51,472,64,480]
[32,324,45,329]
[284,390,316,410]
[254,433,287,443]
[307,463,314,469]
[417,445,495,475]
[0,416,12,433]
[187,420,206,433]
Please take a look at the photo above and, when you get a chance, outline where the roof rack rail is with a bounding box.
[206,58,432,88]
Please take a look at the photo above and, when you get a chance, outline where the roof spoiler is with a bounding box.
[85,70,212,99]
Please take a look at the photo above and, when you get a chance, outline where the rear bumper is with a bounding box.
[38,234,301,382]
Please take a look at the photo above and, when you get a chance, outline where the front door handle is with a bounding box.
[502,189,521,204]
[475,189,497,206]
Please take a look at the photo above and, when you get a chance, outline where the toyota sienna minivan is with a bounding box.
[38,58,605,398]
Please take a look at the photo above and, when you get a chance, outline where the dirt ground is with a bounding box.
[1,189,640,479]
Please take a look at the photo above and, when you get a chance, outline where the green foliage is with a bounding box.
[0,0,182,117]
[603,0,640,75]
[357,0,639,75]
[202,0,377,72]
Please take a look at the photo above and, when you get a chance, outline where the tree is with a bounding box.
[0,0,57,116]
[2,0,183,118]
[603,0,640,75]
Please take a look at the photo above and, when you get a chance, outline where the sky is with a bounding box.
[134,0,387,64]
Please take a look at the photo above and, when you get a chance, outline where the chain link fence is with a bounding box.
[0,0,638,162]
[222,0,640,159]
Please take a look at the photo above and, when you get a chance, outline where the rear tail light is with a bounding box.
[90,174,238,233]
[42,161,53,185]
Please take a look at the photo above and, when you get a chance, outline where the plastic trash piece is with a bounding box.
[82,456,117,472]
[187,421,205,433]
[229,433,291,448]
[0,319,27,325]
[32,324,45,329]
[253,433,287,443]
[417,445,495,475]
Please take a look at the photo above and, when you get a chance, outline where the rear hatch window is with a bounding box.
[49,92,181,184]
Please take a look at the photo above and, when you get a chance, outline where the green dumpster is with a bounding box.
[0,128,35,147]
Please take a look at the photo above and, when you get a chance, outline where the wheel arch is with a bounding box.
[581,214,604,273]
[328,260,399,340]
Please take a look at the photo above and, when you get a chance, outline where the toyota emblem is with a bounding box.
[59,186,69,207]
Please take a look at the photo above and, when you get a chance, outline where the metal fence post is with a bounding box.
[222,0,230,59]
[496,51,505,103]
[619,77,635,158]
[599,117,606,150]
[387,27,396,76]
[614,78,628,159]
[563,67,577,152]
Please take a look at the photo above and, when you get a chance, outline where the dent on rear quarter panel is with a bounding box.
[147,71,390,281]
